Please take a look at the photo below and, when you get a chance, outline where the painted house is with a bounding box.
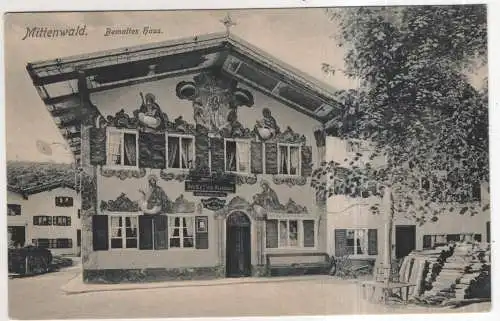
[7,162,82,256]
[26,32,342,283]
[323,135,490,265]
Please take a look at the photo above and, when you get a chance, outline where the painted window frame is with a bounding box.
[277,143,302,177]
[108,213,139,250]
[55,196,74,207]
[105,127,139,169]
[166,133,196,170]
[33,215,52,226]
[168,214,196,250]
[224,138,251,174]
[53,216,72,226]
[344,228,372,256]
[265,219,316,249]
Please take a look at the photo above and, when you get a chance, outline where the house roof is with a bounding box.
[6,161,80,197]
[26,32,343,160]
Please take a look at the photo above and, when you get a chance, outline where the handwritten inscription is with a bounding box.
[104,26,163,37]
[22,25,88,40]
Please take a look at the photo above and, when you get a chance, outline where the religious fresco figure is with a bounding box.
[255,107,281,140]
[134,92,168,131]
[139,174,171,214]
[253,180,282,211]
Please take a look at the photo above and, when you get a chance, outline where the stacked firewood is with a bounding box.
[415,242,490,305]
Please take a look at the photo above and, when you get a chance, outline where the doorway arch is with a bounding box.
[225,211,252,277]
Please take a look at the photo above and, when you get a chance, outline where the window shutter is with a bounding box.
[422,235,432,249]
[138,133,166,169]
[89,127,107,165]
[265,220,278,248]
[368,229,378,255]
[301,145,313,177]
[195,133,210,171]
[210,137,225,174]
[334,229,347,256]
[154,215,168,250]
[92,215,109,251]
[303,220,315,248]
[195,216,209,249]
[139,215,154,250]
[251,141,263,174]
[265,143,278,174]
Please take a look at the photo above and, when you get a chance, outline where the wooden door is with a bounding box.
[226,212,251,277]
[395,225,416,259]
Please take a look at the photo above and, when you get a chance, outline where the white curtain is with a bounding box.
[168,217,177,236]
[181,138,193,169]
[168,138,179,168]
[184,217,194,237]
[279,146,288,174]
[290,147,300,175]
[107,132,122,165]
[236,142,250,172]
[356,229,368,255]
[279,220,288,247]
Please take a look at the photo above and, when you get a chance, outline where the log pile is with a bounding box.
[414,242,490,305]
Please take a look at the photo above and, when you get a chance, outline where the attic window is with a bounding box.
[43,79,78,97]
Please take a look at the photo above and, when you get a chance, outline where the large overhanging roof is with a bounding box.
[26,32,342,160]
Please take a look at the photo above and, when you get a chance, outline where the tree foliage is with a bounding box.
[314,5,488,225]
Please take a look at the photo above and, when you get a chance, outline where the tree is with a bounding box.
[313,5,488,279]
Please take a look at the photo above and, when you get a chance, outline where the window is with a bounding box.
[225,139,250,173]
[346,229,369,255]
[77,209,81,219]
[423,233,483,249]
[55,196,73,207]
[167,135,194,169]
[265,219,315,248]
[168,216,195,249]
[346,141,361,153]
[33,238,72,248]
[7,204,21,216]
[109,216,138,249]
[278,144,300,175]
[53,216,71,226]
[33,216,52,226]
[106,128,138,167]
[77,229,81,247]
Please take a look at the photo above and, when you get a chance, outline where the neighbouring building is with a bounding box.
[323,135,490,266]
[26,32,343,283]
[7,162,82,256]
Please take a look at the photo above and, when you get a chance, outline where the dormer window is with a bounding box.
[106,128,138,168]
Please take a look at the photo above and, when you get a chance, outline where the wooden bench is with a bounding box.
[266,252,331,277]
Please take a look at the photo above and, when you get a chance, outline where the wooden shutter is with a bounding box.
[422,235,432,249]
[195,133,210,171]
[265,143,278,174]
[210,137,225,174]
[265,220,278,248]
[89,127,107,165]
[139,133,166,169]
[251,141,263,174]
[92,215,109,251]
[368,229,378,255]
[303,220,315,248]
[334,229,347,256]
[154,215,168,250]
[138,215,154,250]
[301,145,313,177]
[195,216,209,249]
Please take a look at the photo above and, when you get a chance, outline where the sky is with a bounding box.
[3,8,487,164]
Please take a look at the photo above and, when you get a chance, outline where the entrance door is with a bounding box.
[226,212,251,277]
[395,225,416,259]
[8,226,26,248]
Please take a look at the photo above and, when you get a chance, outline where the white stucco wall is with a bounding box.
[7,188,81,256]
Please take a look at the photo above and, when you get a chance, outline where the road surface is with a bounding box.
[8,267,491,319]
